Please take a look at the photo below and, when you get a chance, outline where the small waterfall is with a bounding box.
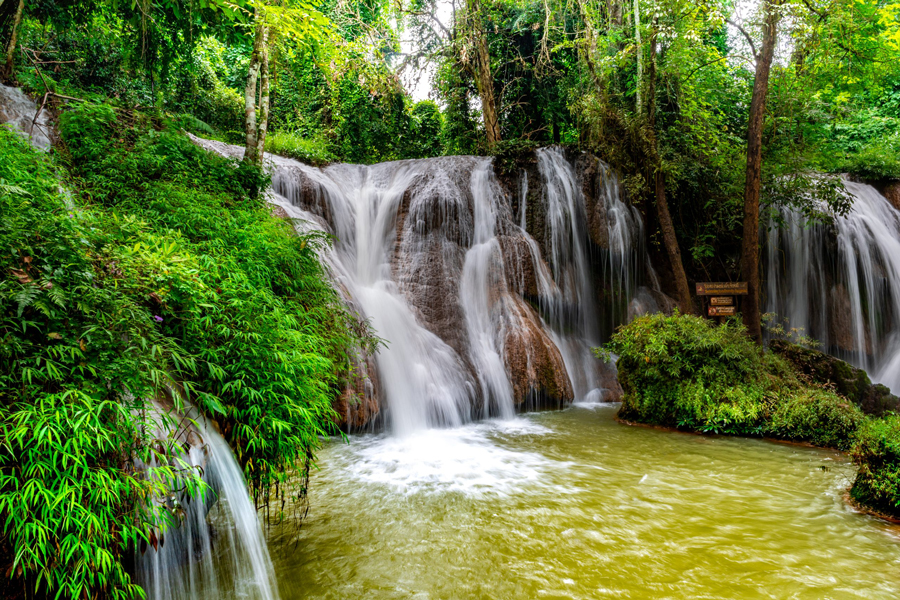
[0,83,53,151]
[766,181,900,393]
[459,161,516,419]
[137,405,279,600]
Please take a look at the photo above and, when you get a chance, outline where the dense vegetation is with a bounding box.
[3,0,896,326]
[0,105,366,598]
[2,0,900,596]
[603,313,900,516]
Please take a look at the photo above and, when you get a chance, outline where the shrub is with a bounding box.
[850,415,900,515]
[602,312,863,448]
[0,129,205,599]
[601,312,776,434]
[766,390,865,450]
[265,130,335,165]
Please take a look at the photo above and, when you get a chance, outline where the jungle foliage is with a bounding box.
[0,103,368,598]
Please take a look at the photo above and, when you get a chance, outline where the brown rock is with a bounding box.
[333,351,381,431]
[575,154,610,249]
[502,295,574,407]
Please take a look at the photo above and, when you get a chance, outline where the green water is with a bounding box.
[267,404,900,599]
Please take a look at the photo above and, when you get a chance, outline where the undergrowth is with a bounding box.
[600,313,863,447]
[0,102,369,598]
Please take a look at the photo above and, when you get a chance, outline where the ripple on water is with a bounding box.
[270,406,900,600]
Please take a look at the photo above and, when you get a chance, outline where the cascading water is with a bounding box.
[766,180,900,393]
[137,404,280,600]
[0,83,53,151]
[189,137,664,429]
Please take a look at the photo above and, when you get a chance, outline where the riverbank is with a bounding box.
[605,312,900,519]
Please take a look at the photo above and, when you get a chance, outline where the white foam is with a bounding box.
[344,421,557,496]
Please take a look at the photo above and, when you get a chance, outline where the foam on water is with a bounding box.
[343,419,557,496]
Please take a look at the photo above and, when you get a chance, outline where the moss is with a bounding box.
[770,339,900,416]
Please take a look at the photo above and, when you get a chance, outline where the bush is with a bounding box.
[602,312,862,448]
[602,312,776,434]
[766,390,864,450]
[850,415,900,515]
[0,129,205,599]
[265,130,335,165]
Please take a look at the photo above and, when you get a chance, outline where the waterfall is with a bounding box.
[187,137,662,429]
[137,404,280,600]
[0,83,53,151]
[766,181,900,393]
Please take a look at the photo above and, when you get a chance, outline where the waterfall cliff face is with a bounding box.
[765,181,900,394]
[190,137,668,432]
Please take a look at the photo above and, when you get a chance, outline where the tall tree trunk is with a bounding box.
[633,0,642,115]
[3,0,24,80]
[647,21,691,314]
[467,0,500,148]
[243,12,269,167]
[740,0,781,343]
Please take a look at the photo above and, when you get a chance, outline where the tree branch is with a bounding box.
[727,18,758,61]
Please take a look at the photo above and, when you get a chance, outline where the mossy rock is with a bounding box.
[769,339,900,417]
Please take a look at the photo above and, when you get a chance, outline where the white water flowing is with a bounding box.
[137,406,279,600]
[187,138,660,430]
[766,181,900,393]
[0,83,53,151]
[459,161,516,419]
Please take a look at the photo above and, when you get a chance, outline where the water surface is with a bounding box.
[268,405,900,599]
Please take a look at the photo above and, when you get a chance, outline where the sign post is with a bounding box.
[695,282,747,322]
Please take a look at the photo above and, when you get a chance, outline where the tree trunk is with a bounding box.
[3,0,24,80]
[647,21,692,314]
[633,0,642,115]
[740,0,781,343]
[467,0,500,148]
[255,30,269,160]
[243,13,268,167]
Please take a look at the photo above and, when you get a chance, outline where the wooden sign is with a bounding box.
[710,296,733,306]
[708,306,736,317]
[696,282,748,296]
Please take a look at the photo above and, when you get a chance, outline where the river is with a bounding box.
[267,404,900,599]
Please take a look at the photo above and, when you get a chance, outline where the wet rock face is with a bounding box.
[0,84,53,151]
[770,339,900,416]
[502,297,574,407]
[870,180,900,212]
[191,136,663,431]
[333,353,381,431]
[576,154,610,250]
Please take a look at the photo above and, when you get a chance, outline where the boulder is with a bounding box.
[502,295,574,408]
[769,338,900,416]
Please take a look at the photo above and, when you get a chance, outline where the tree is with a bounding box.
[462,0,501,147]
[244,6,270,166]
[2,0,24,80]
[739,0,782,344]
[646,13,693,315]
[241,0,331,166]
